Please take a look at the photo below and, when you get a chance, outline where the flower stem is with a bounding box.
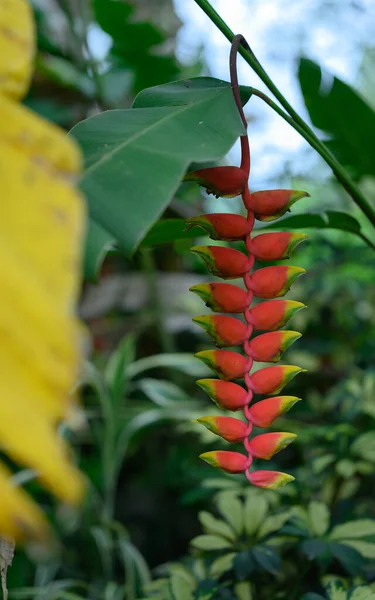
[193,0,375,230]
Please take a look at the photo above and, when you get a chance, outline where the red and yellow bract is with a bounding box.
[187,34,309,489]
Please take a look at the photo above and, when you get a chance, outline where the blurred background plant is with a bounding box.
[7,0,375,598]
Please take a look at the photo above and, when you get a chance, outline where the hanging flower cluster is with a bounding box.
[186,35,309,490]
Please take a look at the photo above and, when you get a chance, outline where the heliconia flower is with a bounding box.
[191,246,252,279]
[192,315,248,347]
[249,300,306,331]
[248,432,297,459]
[249,232,309,261]
[250,266,306,298]
[199,450,251,473]
[249,365,306,395]
[248,396,301,427]
[196,379,250,411]
[195,349,248,380]
[247,470,295,490]
[186,213,253,241]
[243,189,309,221]
[187,36,309,490]
[195,416,249,443]
[183,166,248,198]
[190,282,249,313]
[249,331,301,362]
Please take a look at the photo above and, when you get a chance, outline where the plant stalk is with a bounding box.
[193,0,375,230]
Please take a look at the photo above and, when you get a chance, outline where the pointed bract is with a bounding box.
[249,331,301,362]
[191,246,252,279]
[248,432,297,459]
[190,283,249,313]
[250,232,309,261]
[199,450,251,473]
[244,189,309,221]
[193,315,248,347]
[250,300,306,331]
[186,213,252,241]
[250,266,306,298]
[247,470,295,490]
[248,396,301,427]
[196,416,249,443]
[249,365,306,395]
[184,166,248,198]
[196,379,250,411]
[195,350,247,380]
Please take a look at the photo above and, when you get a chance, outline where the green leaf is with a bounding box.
[301,594,326,600]
[209,553,236,577]
[299,58,375,179]
[233,551,255,581]
[198,511,236,542]
[84,219,115,282]
[308,501,330,537]
[351,432,375,463]
[216,491,244,535]
[190,535,231,551]
[244,494,268,537]
[136,378,190,406]
[93,0,179,94]
[252,545,280,574]
[330,520,375,540]
[133,77,252,109]
[336,459,356,479]
[170,572,194,600]
[302,539,329,560]
[349,586,375,600]
[104,334,136,401]
[339,540,375,559]
[330,542,365,575]
[70,78,248,256]
[234,582,253,600]
[257,510,292,540]
[260,211,362,235]
[324,579,347,600]
[141,219,194,248]
[126,353,209,378]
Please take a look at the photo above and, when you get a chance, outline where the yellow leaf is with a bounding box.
[0,0,86,539]
[0,0,35,100]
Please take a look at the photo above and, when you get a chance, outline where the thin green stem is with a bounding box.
[193,0,375,230]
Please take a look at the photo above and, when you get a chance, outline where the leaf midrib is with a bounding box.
[75,88,241,180]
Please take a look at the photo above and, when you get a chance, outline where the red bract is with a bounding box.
[199,450,251,473]
[244,189,309,220]
[248,396,301,427]
[184,166,248,198]
[249,232,308,261]
[191,246,253,279]
[249,365,305,396]
[195,350,248,380]
[190,282,249,313]
[186,33,308,489]
[196,379,250,411]
[248,432,297,459]
[250,266,306,298]
[196,416,249,442]
[249,300,305,331]
[193,315,248,347]
[249,331,301,362]
[186,213,253,241]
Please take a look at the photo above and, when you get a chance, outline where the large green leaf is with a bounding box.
[84,219,115,281]
[299,58,375,179]
[133,76,251,109]
[71,78,249,256]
